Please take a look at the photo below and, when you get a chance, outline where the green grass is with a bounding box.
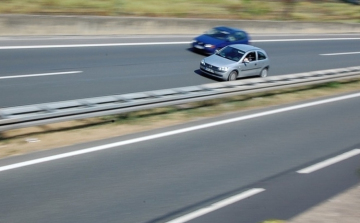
[0,0,359,23]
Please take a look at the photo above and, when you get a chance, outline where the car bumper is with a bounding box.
[192,43,216,54]
[200,64,228,80]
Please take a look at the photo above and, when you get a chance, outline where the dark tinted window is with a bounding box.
[234,31,246,40]
[258,51,267,60]
[227,35,236,42]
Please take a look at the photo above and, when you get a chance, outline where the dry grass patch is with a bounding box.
[0,0,359,22]
[1,79,360,159]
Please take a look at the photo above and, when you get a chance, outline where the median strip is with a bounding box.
[1,89,360,171]
[0,78,360,160]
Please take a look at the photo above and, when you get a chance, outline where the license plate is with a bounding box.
[205,67,214,73]
[195,45,204,49]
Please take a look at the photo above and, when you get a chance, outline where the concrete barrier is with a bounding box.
[1,14,360,36]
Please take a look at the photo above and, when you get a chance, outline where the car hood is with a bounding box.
[204,54,236,67]
[195,34,225,45]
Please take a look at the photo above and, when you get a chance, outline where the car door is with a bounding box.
[256,50,268,74]
[239,51,261,77]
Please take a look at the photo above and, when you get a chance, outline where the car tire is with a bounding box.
[227,71,238,81]
[260,68,268,78]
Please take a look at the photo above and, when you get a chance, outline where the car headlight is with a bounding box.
[205,44,215,48]
[218,67,228,72]
[201,59,205,65]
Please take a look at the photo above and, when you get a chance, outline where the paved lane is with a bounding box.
[0,92,360,223]
[186,153,360,223]
[0,34,359,107]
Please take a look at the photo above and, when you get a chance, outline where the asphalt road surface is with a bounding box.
[0,34,359,107]
[0,91,359,223]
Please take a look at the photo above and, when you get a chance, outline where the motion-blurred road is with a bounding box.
[0,34,359,107]
[0,33,360,222]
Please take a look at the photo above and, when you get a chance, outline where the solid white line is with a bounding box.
[320,52,360,56]
[0,35,196,41]
[0,34,358,41]
[0,71,83,79]
[165,188,265,223]
[0,38,359,49]
[1,92,360,172]
[252,37,360,42]
[297,149,360,174]
[0,42,190,50]
[252,34,360,37]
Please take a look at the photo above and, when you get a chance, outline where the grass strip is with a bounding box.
[1,78,360,159]
[0,0,359,23]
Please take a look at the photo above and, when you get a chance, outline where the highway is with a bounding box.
[0,34,360,107]
[0,34,359,223]
[0,92,360,223]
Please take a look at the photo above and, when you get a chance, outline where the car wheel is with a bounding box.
[260,68,268,78]
[227,71,238,81]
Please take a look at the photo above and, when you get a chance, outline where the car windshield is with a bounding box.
[216,46,244,62]
[205,28,230,40]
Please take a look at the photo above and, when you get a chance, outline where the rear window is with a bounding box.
[234,31,246,40]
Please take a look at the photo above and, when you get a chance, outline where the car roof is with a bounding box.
[228,44,263,52]
[214,26,246,33]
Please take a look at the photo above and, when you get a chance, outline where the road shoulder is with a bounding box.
[288,183,360,223]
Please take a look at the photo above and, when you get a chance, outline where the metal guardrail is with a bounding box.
[1,66,360,132]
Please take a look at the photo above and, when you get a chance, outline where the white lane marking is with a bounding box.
[320,51,360,56]
[252,34,360,37]
[297,149,360,174]
[0,34,359,41]
[1,92,360,172]
[0,71,83,79]
[0,42,189,50]
[0,38,359,49]
[252,37,360,43]
[165,188,265,223]
[0,35,196,41]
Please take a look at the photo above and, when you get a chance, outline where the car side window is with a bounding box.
[258,51,267,60]
[234,31,246,40]
[227,35,236,42]
[245,52,256,62]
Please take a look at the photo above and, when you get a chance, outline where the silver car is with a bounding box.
[200,44,270,81]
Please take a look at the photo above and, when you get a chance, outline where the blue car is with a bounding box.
[191,26,250,55]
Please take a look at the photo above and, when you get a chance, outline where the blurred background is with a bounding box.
[0,0,359,22]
